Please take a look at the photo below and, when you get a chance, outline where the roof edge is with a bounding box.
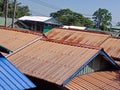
[0,26,43,36]
[58,27,112,36]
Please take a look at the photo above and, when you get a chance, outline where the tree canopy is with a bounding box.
[92,8,112,31]
[50,9,93,28]
[0,0,30,18]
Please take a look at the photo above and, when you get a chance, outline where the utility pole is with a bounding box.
[11,0,17,28]
[4,0,8,27]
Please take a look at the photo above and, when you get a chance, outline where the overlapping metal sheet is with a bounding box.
[8,40,99,85]
[0,53,36,90]
[65,71,120,90]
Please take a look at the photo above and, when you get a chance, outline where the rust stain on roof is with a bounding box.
[66,71,120,90]
[8,40,99,85]
[45,28,111,47]
[45,28,120,61]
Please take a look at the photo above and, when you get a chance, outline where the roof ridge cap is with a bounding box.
[42,38,102,50]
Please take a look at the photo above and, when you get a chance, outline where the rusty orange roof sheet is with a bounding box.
[0,27,41,51]
[100,37,120,60]
[45,28,111,47]
[8,40,99,85]
[66,71,120,90]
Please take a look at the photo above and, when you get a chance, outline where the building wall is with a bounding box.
[78,54,114,76]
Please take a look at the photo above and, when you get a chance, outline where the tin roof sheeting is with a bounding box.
[100,37,120,59]
[0,28,39,51]
[66,71,120,90]
[8,40,99,85]
[45,28,111,47]
[19,16,52,22]
[0,53,36,90]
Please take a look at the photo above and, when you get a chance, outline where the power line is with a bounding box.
[29,0,61,10]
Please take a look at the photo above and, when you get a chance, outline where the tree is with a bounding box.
[50,9,93,28]
[0,0,30,18]
[92,8,112,31]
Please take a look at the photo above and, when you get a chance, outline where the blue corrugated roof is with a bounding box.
[0,53,36,90]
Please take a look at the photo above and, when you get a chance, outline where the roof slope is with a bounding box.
[8,40,99,85]
[100,37,120,60]
[0,53,36,90]
[65,71,120,90]
[0,27,40,51]
[45,28,111,47]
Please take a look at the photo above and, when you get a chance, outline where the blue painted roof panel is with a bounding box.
[0,53,36,90]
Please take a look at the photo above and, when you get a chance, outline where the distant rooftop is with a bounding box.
[18,16,62,25]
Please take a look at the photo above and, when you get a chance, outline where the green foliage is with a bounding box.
[50,9,93,28]
[93,8,112,31]
[0,0,30,18]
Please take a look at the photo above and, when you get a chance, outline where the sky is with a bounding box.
[19,0,120,25]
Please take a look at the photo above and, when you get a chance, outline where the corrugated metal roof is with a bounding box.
[100,37,120,59]
[8,40,99,85]
[45,28,111,47]
[7,39,119,86]
[0,27,40,51]
[65,71,120,90]
[0,53,36,90]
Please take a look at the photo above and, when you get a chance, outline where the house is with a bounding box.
[0,27,120,89]
[15,16,62,33]
[6,40,119,89]
[0,45,36,90]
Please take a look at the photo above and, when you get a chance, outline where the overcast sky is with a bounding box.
[19,0,120,25]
